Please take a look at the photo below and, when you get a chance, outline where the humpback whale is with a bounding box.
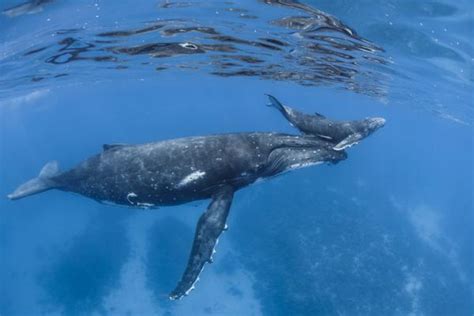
[7,96,385,300]
[266,95,386,150]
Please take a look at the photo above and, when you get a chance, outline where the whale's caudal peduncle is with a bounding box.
[7,96,385,299]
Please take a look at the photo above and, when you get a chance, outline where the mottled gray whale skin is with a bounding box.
[7,98,385,300]
[266,95,386,150]
[12,133,345,206]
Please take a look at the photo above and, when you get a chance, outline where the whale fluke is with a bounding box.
[7,161,59,200]
[169,185,234,300]
[266,94,284,110]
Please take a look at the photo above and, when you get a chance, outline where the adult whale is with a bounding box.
[7,96,385,300]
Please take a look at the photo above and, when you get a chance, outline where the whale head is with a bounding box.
[334,117,386,151]
[362,117,386,136]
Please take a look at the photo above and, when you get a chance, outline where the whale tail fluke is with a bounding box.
[7,161,60,200]
[265,94,287,114]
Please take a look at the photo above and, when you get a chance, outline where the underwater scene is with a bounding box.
[0,0,473,315]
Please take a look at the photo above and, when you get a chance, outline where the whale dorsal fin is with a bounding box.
[103,143,127,151]
[314,112,326,119]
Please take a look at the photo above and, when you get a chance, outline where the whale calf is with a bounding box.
[8,96,385,299]
[266,95,386,150]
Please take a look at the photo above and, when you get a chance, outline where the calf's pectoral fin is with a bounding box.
[317,134,333,140]
[333,133,363,151]
[169,185,234,300]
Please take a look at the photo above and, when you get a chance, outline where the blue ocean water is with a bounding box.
[0,0,472,315]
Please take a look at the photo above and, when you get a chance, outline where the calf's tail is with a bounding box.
[265,94,288,115]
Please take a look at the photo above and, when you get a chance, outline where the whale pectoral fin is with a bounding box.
[169,185,234,300]
[317,134,333,140]
[333,133,363,151]
[102,143,127,151]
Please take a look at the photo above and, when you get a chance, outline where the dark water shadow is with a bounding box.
[38,210,130,315]
[232,177,473,315]
[145,216,193,308]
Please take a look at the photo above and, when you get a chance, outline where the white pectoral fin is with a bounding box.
[169,185,234,300]
[333,133,363,151]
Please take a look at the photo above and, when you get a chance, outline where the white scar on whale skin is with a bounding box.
[126,192,138,204]
[136,202,155,209]
[125,192,155,209]
[177,170,206,188]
